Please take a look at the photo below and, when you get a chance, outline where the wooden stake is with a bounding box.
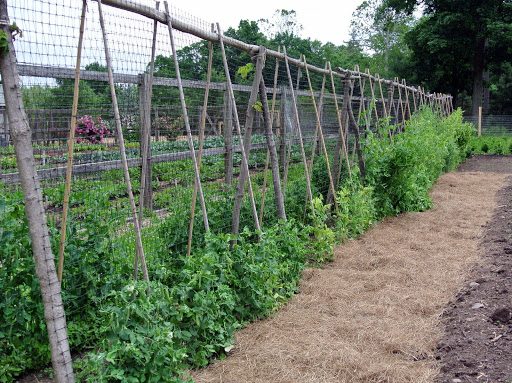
[366,69,380,134]
[303,58,338,211]
[282,46,315,216]
[164,2,209,234]
[282,54,303,196]
[478,106,482,136]
[57,0,87,283]
[402,79,411,121]
[328,62,352,183]
[216,23,260,233]
[231,44,266,236]
[259,47,280,227]
[259,77,286,222]
[135,1,159,280]
[187,23,214,256]
[97,0,149,282]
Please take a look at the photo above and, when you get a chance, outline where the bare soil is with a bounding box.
[191,155,512,383]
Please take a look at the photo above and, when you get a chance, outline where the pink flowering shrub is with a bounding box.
[154,115,182,141]
[75,115,111,144]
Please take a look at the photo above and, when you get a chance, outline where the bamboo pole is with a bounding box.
[307,63,327,175]
[302,63,327,220]
[187,23,214,256]
[216,23,261,232]
[282,54,303,196]
[259,77,286,222]
[258,47,280,227]
[366,69,380,138]
[396,77,406,132]
[303,58,338,211]
[163,2,209,234]
[97,0,149,282]
[134,1,159,280]
[412,83,418,113]
[328,62,352,184]
[402,79,411,121]
[282,46,315,216]
[231,45,266,236]
[57,0,87,283]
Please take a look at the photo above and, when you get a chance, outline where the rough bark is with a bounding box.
[327,77,351,205]
[0,1,74,381]
[231,46,265,236]
[471,28,486,116]
[259,78,286,221]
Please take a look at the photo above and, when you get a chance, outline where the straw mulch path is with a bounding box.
[191,165,510,382]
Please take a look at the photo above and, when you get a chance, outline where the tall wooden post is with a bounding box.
[0,1,75,380]
[478,106,482,136]
[138,73,152,212]
[223,84,233,186]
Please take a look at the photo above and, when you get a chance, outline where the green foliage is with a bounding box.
[82,222,309,382]
[364,108,473,218]
[335,175,377,240]
[467,135,512,155]
[0,196,49,381]
[0,31,8,57]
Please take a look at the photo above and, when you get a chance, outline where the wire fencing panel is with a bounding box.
[2,0,449,330]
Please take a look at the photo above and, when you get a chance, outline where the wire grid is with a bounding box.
[2,0,432,360]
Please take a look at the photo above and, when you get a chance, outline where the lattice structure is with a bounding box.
[0,0,453,379]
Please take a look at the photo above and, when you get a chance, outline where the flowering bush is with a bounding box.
[75,115,111,144]
[153,115,182,141]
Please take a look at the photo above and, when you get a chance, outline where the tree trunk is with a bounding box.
[483,71,490,114]
[471,27,486,116]
[0,1,74,381]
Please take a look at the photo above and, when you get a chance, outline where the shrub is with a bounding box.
[154,116,182,142]
[75,115,111,144]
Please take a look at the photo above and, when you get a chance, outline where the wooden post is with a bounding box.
[282,55,304,196]
[303,57,338,211]
[259,77,286,222]
[327,62,352,193]
[0,1,75,380]
[478,106,482,136]
[163,2,209,233]
[259,47,281,226]
[138,74,153,214]
[402,79,411,122]
[216,23,260,234]
[58,0,87,283]
[223,84,233,186]
[138,1,159,226]
[231,45,266,235]
[187,25,213,256]
[278,87,287,170]
[97,0,149,283]
[282,47,315,216]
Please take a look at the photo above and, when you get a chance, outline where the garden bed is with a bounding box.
[189,155,512,383]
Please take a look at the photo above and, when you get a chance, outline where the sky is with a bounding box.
[175,0,365,46]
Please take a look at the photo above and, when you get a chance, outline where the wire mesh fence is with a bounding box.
[464,114,512,136]
[1,0,453,377]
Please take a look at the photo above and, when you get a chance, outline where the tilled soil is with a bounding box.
[435,155,512,383]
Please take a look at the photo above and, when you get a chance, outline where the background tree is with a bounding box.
[350,0,415,78]
[384,0,512,114]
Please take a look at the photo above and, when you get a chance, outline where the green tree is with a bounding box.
[350,0,415,78]
[385,0,512,114]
